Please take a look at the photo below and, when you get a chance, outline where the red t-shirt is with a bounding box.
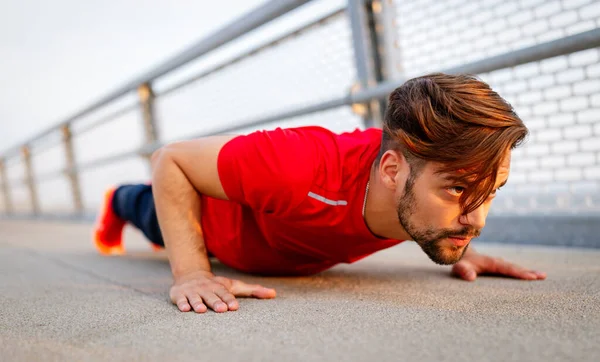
[200,126,404,276]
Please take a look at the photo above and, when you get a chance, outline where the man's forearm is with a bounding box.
[152,150,211,278]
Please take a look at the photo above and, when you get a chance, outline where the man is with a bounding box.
[93,73,546,314]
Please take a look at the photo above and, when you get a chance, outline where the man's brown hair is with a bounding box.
[380,72,528,214]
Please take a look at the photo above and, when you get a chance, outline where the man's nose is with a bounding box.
[459,204,487,231]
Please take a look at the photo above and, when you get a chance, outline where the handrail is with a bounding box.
[3,28,600,188]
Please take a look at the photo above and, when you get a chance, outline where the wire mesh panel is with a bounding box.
[155,10,361,142]
[392,0,600,215]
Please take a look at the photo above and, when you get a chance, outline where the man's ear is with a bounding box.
[378,150,408,190]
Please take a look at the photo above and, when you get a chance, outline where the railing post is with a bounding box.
[22,146,40,215]
[0,158,13,214]
[138,82,159,172]
[348,0,400,128]
[348,0,384,128]
[62,124,83,213]
[370,0,401,83]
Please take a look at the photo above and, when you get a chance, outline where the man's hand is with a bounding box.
[170,270,277,313]
[451,249,547,282]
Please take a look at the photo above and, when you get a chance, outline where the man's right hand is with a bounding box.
[170,270,277,313]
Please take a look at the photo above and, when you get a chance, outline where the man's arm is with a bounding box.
[151,135,276,313]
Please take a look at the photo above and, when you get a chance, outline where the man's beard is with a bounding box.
[396,174,480,265]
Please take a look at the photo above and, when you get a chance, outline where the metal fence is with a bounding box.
[1,0,600,228]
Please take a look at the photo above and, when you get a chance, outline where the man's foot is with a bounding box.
[150,243,164,252]
[93,186,127,255]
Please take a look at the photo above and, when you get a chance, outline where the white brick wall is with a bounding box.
[536,128,563,142]
[541,155,566,167]
[544,85,572,100]
[556,168,584,181]
[560,97,589,112]
[584,166,600,179]
[577,109,600,124]
[548,114,576,127]
[564,124,593,139]
[393,0,600,214]
[573,80,600,95]
[552,140,579,154]
[581,138,600,151]
[568,152,597,166]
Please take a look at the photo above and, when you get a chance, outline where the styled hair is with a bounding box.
[380,72,528,214]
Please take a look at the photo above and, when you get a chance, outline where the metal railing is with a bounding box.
[1,0,600,222]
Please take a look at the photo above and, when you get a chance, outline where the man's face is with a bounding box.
[395,153,510,265]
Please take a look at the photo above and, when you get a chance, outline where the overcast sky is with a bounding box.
[0,0,344,153]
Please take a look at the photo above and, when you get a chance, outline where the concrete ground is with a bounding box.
[0,220,598,362]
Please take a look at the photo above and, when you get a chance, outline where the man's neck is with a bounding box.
[363,164,411,241]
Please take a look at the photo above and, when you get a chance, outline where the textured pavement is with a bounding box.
[0,220,599,362]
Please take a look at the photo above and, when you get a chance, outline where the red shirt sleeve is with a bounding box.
[217,127,317,217]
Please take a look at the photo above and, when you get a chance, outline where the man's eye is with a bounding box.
[447,186,465,196]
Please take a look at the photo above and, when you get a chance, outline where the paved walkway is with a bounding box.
[1,220,598,362]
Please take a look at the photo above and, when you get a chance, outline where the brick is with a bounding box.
[560,97,589,112]
[566,20,596,35]
[495,2,519,16]
[591,95,600,107]
[540,155,566,168]
[534,1,562,18]
[526,143,551,156]
[508,10,533,26]
[517,106,533,118]
[536,128,562,142]
[556,68,586,85]
[497,28,522,44]
[568,153,596,166]
[579,2,600,19]
[541,57,568,73]
[573,80,600,95]
[524,117,547,130]
[564,124,593,140]
[512,157,539,170]
[514,63,540,79]
[587,63,600,78]
[562,0,592,10]
[503,80,528,94]
[555,168,584,181]
[581,138,600,151]
[484,18,507,34]
[518,91,543,105]
[547,113,576,127]
[529,74,555,90]
[583,166,600,180]
[577,108,600,124]
[522,19,550,36]
[544,85,572,100]
[460,2,480,16]
[551,140,579,154]
[490,68,514,83]
[520,0,547,9]
[569,48,600,67]
[534,101,559,115]
[528,170,553,182]
[549,10,579,28]
[507,172,527,184]
[512,37,537,50]
[474,35,497,50]
[537,29,566,43]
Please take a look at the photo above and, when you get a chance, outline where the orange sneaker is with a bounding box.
[93,186,127,255]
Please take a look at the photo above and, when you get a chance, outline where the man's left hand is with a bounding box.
[451,249,547,282]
